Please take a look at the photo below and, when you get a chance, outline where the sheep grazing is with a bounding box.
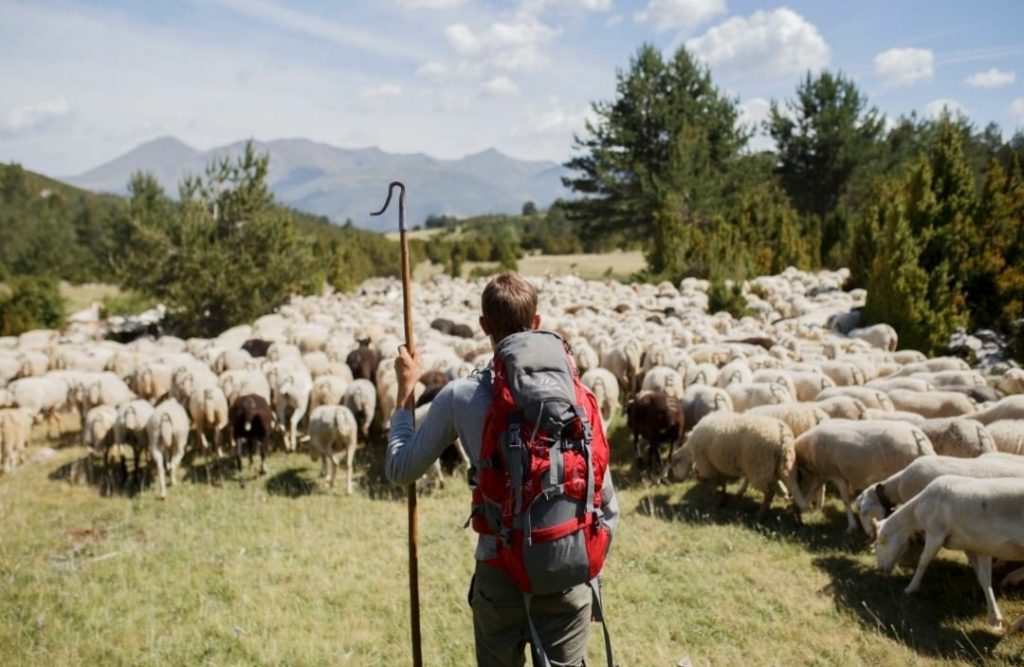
[887,389,976,418]
[346,341,381,382]
[815,386,894,411]
[747,403,829,438]
[308,405,360,494]
[581,368,620,424]
[812,395,867,420]
[794,419,935,532]
[626,390,683,471]
[986,420,1024,455]
[784,370,835,401]
[146,398,191,500]
[996,368,1024,396]
[968,395,1024,425]
[343,379,378,442]
[83,405,118,457]
[114,399,154,476]
[229,394,274,486]
[916,417,995,458]
[873,475,1024,631]
[670,412,809,520]
[847,323,897,351]
[274,368,312,451]
[84,372,134,415]
[855,454,1024,538]
[681,384,733,433]
[0,407,32,474]
[188,385,229,459]
[726,382,793,413]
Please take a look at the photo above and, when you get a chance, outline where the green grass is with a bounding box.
[1,416,1023,666]
[59,282,122,314]
[413,250,647,282]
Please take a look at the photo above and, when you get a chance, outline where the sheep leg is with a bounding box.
[258,436,268,476]
[833,479,857,533]
[736,479,750,496]
[905,532,945,594]
[632,432,644,469]
[968,553,1004,629]
[347,437,357,496]
[151,445,167,500]
[757,485,777,522]
[235,436,245,489]
[168,437,186,487]
[1000,566,1024,589]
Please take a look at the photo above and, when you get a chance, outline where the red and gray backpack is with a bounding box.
[471,330,615,666]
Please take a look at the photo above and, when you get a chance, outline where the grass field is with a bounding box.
[2,416,1023,666]
[59,282,122,314]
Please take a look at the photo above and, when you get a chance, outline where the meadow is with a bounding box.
[2,415,1022,666]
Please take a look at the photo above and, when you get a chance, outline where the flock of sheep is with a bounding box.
[2,267,1024,633]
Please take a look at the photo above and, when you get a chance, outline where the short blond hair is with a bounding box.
[481,273,537,342]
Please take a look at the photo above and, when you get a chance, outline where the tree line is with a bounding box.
[0,148,424,337]
[563,44,1024,359]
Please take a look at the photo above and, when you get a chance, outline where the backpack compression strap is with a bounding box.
[523,580,616,667]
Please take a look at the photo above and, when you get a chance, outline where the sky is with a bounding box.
[2,0,1023,177]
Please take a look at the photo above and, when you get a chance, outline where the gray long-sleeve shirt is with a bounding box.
[386,367,619,561]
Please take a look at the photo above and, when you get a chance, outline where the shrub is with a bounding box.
[100,290,155,318]
[707,279,748,318]
[0,275,66,335]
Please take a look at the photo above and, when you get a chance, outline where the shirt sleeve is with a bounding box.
[385,383,459,485]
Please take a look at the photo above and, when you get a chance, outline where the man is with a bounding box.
[387,272,619,667]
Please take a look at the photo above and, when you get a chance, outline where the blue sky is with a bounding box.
[2,0,1023,176]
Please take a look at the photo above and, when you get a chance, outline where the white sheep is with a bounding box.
[873,475,1024,631]
[812,395,868,420]
[0,407,32,474]
[847,323,897,351]
[747,403,829,438]
[681,384,733,432]
[855,453,1024,538]
[893,357,969,376]
[83,405,118,456]
[344,379,378,442]
[218,369,271,405]
[188,385,229,459]
[640,365,684,399]
[726,382,793,412]
[308,404,360,494]
[114,399,154,472]
[815,386,894,411]
[581,368,621,424]
[986,420,1024,455]
[670,412,809,520]
[146,398,191,500]
[865,377,935,394]
[916,417,996,458]
[861,408,925,423]
[794,419,935,532]
[968,395,1024,425]
[887,389,976,418]
[310,374,350,411]
[134,363,173,402]
[995,368,1024,396]
[5,375,71,435]
[785,370,836,401]
[275,368,312,451]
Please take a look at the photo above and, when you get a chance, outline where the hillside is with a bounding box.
[0,162,412,291]
[66,137,571,232]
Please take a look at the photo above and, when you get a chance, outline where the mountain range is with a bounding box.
[65,137,572,232]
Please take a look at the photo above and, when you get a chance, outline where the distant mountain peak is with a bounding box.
[66,137,571,231]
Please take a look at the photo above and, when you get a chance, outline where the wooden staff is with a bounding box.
[371,181,422,667]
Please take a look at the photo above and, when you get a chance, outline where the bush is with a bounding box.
[0,275,66,335]
[707,279,748,318]
[100,290,155,318]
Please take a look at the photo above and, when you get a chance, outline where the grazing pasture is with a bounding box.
[1,416,1022,666]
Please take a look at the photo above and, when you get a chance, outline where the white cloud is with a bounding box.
[965,67,1015,88]
[924,98,967,120]
[482,76,520,97]
[444,17,557,71]
[738,97,770,128]
[685,9,828,78]
[605,13,623,26]
[873,47,933,86]
[1,98,71,137]
[519,0,612,13]
[635,0,726,33]
[415,61,447,78]
[359,84,403,101]
[206,0,416,60]
[1011,98,1024,123]
[445,23,482,55]
[395,0,470,9]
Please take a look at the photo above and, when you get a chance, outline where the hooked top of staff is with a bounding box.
[370,181,407,232]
